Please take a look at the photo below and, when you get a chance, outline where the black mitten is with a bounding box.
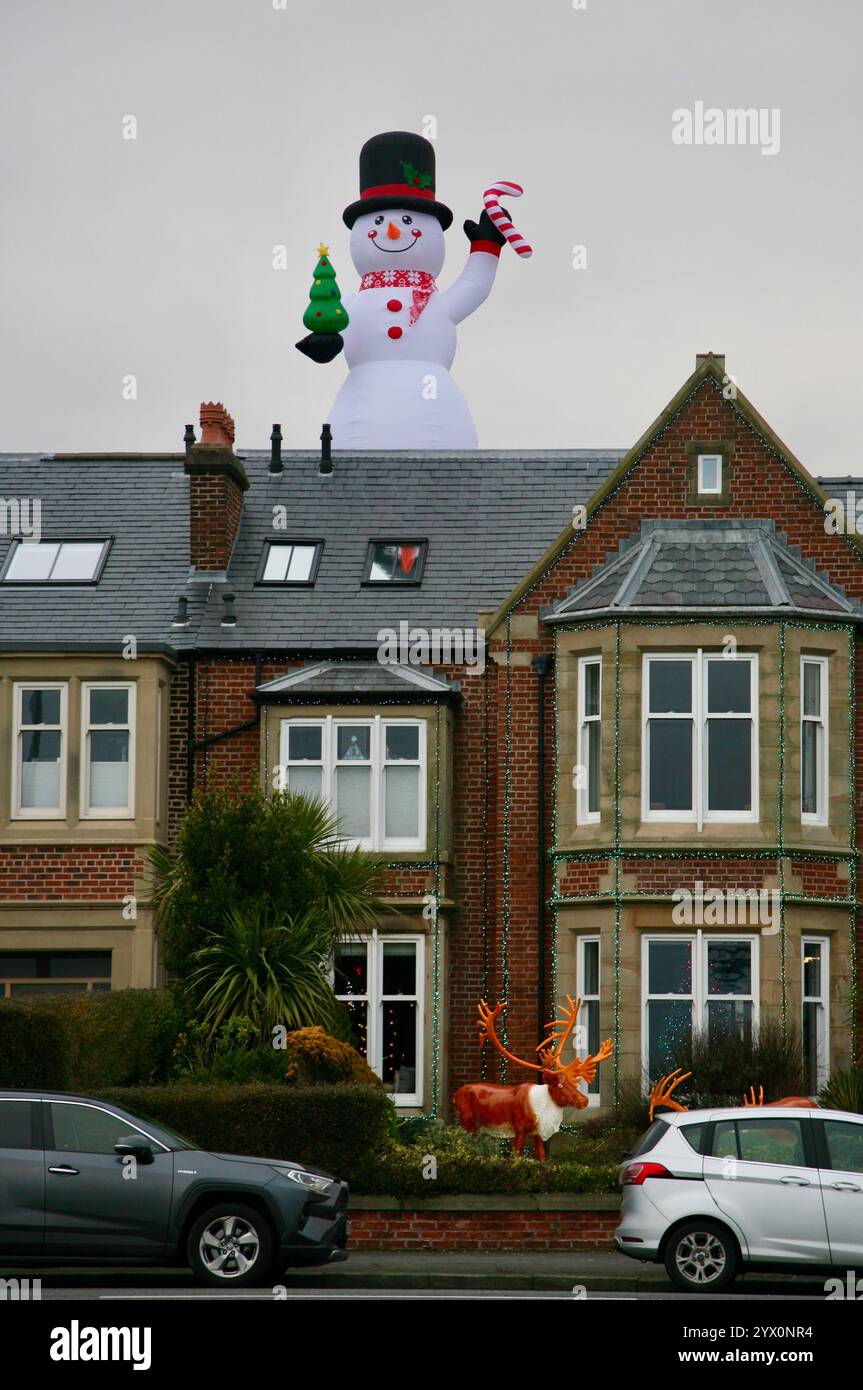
[463,208,509,247]
[296,332,344,364]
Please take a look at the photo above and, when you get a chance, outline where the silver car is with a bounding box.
[616,1105,863,1292]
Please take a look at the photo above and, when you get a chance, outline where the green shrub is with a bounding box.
[282,1027,382,1088]
[350,1146,619,1196]
[96,1083,396,1181]
[820,1067,863,1114]
[658,1018,806,1108]
[0,990,184,1091]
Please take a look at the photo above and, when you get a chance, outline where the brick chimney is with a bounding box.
[184,401,249,570]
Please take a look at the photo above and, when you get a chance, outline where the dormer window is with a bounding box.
[257,541,322,585]
[1,540,110,584]
[697,453,723,495]
[364,541,427,585]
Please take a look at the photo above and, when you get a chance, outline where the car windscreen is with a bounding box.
[629,1118,669,1157]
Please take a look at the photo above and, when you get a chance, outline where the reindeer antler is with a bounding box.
[573,1037,613,1085]
[743,1084,765,1107]
[475,999,544,1074]
[536,995,582,1066]
[648,1069,692,1122]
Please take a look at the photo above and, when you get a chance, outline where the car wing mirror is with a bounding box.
[114,1135,156,1165]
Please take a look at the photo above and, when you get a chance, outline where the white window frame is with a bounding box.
[12,681,68,820]
[800,656,829,826]
[80,682,136,820]
[642,651,759,828]
[641,932,760,1085]
[333,930,425,1107]
[697,453,723,495]
[577,656,601,824]
[802,935,830,1092]
[279,715,426,851]
[576,935,601,1106]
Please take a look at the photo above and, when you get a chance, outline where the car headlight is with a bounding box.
[280,1168,333,1196]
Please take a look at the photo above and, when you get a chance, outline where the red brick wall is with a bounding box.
[0,846,138,900]
[189,472,245,571]
[347,1206,618,1251]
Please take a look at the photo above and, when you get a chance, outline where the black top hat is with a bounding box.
[343,131,453,230]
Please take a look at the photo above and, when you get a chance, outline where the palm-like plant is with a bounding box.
[188,904,347,1039]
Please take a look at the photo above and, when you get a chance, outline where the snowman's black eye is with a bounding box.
[374,215,384,226]
[402,215,413,225]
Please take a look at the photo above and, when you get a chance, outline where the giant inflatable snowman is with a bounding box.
[296,131,512,450]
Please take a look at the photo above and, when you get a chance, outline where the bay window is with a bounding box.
[642,651,758,825]
[577,656,601,822]
[801,656,828,824]
[280,715,426,850]
[81,683,135,817]
[333,932,424,1105]
[642,933,758,1083]
[13,683,67,818]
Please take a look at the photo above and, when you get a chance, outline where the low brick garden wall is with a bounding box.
[348,1194,620,1251]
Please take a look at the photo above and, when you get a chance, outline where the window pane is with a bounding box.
[385,725,419,761]
[384,765,419,839]
[803,662,821,717]
[288,726,322,761]
[584,662,601,718]
[699,455,720,491]
[89,688,128,724]
[647,999,692,1077]
[824,1120,863,1175]
[6,542,58,580]
[335,765,371,837]
[89,730,129,808]
[51,542,104,581]
[286,545,316,581]
[0,1102,35,1150]
[649,720,692,810]
[712,1119,738,1159]
[262,546,291,582]
[736,1118,805,1165]
[287,766,322,800]
[21,688,60,725]
[803,1001,820,1093]
[586,720,600,813]
[49,1103,144,1156]
[47,951,111,978]
[707,660,751,713]
[369,543,422,582]
[334,943,368,996]
[707,998,753,1043]
[337,726,370,761]
[382,942,417,996]
[343,999,368,1056]
[707,720,751,811]
[803,943,822,998]
[648,661,692,713]
[649,940,692,995]
[381,1001,417,1094]
[582,940,599,996]
[801,722,819,815]
[21,731,61,807]
[0,955,39,977]
[581,997,600,1092]
[706,940,751,995]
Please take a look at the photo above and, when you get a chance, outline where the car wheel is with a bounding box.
[664,1220,738,1293]
[188,1204,277,1287]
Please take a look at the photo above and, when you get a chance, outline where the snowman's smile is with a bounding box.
[368,230,423,254]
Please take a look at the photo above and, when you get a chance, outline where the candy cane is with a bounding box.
[482,181,532,258]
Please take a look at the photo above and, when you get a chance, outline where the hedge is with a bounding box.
[0,991,184,1090]
[350,1150,620,1196]
[96,1083,397,1182]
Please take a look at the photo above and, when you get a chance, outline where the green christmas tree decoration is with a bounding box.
[302,243,349,334]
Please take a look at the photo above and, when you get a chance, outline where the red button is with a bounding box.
[387,298,403,312]
[388,326,403,339]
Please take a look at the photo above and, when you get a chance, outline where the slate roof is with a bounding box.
[546,519,860,621]
[254,660,459,702]
[0,452,860,653]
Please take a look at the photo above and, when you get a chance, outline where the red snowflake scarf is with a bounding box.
[359,269,436,325]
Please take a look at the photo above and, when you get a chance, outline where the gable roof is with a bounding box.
[254,660,459,702]
[546,519,860,621]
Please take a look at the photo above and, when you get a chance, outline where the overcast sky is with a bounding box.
[1,0,861,473]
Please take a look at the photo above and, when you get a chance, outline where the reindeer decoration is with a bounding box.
[453,996,613,1161]
[648,1069,819,1122]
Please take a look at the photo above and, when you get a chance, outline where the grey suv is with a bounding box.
[0,1090,348,1286]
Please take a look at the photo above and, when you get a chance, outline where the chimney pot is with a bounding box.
[184,400,249,571]
[319,422,333,475]
[270,423,283,475]
[221,592,238,626]
[199,401,236,450]
[184,424,196,454]
[172,595,189,627]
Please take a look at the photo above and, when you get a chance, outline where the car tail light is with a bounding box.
[622,1161,673,1185]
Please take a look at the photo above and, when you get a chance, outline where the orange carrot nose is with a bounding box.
[386,221,401,240]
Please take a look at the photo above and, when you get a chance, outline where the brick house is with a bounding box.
[1,354,860,1115]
